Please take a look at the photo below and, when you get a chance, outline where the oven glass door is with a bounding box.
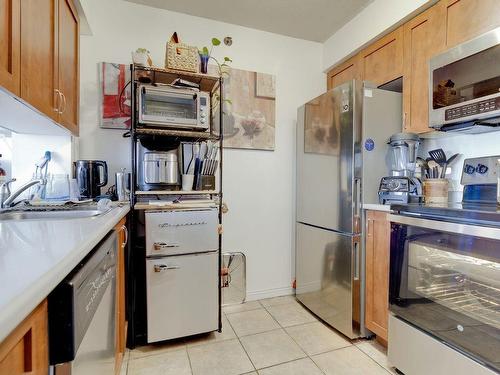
[389,220,500,372]
[432,43,500,110]
[141,88,198,126]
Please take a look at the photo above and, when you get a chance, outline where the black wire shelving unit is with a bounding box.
[126,64,224,347]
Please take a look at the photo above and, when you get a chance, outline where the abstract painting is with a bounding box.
[99,62,131,129]
[214,67,276,151]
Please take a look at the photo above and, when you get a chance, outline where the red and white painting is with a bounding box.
[99,62,131,129]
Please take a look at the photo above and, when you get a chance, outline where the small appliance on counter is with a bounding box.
[378,132,423,205]
[137,138,180,191]
[388,155,500,375]
[137,84,210,131]
[74,160,108,199]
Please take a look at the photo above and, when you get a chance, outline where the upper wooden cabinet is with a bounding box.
[57,0,79,135]
[365,210,390,342]
[445,0,500,48]
[0,0,20,96]
[403,2,446,133]
[20,0,58,121]
[359,27,404,87]
[0,0,79,135]
[327,55,359,89]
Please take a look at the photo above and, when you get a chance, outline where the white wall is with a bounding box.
[322,0,433,71]
[79,0,326,299]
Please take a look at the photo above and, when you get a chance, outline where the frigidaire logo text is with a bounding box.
[158,221,207,228]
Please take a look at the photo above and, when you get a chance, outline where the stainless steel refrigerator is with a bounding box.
[296,80,401,338]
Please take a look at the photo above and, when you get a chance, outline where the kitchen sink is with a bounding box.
[0,207,110,221]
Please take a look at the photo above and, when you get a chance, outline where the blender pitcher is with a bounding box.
[388,133,421,177]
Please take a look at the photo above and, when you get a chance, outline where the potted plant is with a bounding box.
[199,38,232,75]
[132,48,152,66]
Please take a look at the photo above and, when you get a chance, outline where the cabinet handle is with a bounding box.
[154,264,180,273]
[403,112,407,130]
[367,218,374,236]
[60,92,67,114]
[153,242,180,250]
[121,225,128,248]
[54,89,62,113]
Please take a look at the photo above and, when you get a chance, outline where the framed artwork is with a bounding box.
[212,67,276,151]
[99,62,131,129]
[255,72,276,99]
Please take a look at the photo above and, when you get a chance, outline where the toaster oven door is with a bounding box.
[139,86,199,128]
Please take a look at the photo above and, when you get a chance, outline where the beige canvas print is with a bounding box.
[217,67,276,151]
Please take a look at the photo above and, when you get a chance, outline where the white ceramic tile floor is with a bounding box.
[121,297,395,375]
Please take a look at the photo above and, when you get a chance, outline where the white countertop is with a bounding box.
[363,203,392,212]
[0,205,130,342]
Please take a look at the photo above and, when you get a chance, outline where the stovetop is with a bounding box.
[391,202,500,228]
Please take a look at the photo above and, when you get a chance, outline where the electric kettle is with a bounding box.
[74,160,108,198]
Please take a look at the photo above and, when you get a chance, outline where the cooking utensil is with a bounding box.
[439,153,460,178]
[429,148,447,166]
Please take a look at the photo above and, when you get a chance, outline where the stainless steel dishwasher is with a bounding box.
[48,231,117,375]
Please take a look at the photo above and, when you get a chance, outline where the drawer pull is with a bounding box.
[154,264,180,273]
[153,242,180,251]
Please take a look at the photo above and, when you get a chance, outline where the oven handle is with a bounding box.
[389,214,500,240]
[143,86,197,100]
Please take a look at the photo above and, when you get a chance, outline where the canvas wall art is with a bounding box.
[216,67,276,151]
[99,62,131,129]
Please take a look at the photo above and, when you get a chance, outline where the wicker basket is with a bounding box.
[165,32,199,73]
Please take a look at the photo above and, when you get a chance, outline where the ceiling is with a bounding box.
[125,0,373,42]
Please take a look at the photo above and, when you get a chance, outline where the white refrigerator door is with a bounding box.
[145,209,219,256]
[146,252,219,343]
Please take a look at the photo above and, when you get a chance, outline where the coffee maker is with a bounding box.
[378,133,423,204]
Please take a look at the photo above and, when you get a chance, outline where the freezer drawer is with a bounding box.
[146,208,218,256]
[146,252,219,343]
[295,222,361,339]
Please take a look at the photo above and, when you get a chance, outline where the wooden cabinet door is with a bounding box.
[365,210,390,342]
[57,0,79,135]
[114,218,127,375]
[446,0,500,48]
[403,2,446,134]
[327,55,360,89]
[0,300,48,374]
[0,0,20,95]
[360,27,404,86]
[20,0,58,120]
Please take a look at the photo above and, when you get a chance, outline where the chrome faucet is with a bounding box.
[0,178,46,208]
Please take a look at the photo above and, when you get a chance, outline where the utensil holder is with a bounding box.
[423,179,449,204]
[197,175,215,191]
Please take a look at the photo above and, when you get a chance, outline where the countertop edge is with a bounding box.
[0,205,130,343]
[363,203,391,212]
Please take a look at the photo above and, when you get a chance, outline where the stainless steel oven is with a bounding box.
[429,27,500,133]
[388,213,500,374]
[138,84,210,130]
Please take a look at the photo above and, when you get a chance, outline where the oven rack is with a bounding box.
[415,279,500,329]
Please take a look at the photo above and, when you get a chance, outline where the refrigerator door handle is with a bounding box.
[353,178,361,232]
[353,239,360,281]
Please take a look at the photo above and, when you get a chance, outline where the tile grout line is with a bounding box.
[353,344,393,374]
[223,310,259,373]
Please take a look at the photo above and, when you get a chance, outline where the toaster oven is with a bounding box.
[138,84,210,130]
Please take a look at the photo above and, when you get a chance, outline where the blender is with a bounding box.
[378,132,423,204]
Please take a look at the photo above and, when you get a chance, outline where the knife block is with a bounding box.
[196,175,215,191]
